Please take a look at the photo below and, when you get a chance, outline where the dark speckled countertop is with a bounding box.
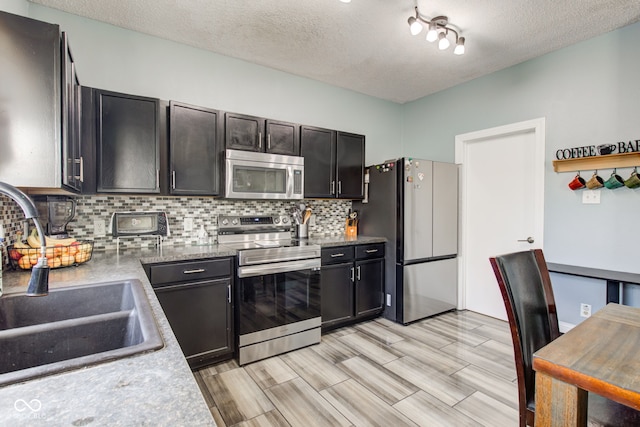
[0,235,384,426]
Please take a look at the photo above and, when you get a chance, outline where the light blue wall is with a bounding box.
[3,1,402,166]
[401,23,640,324]
[402,23,640,273]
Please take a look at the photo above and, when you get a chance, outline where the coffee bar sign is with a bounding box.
[555,139,640,160]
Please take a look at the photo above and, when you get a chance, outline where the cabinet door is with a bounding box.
[265,120,299,155]
[0,12,61,188]
[169,102,222,195]
[154,278,233,368]
[225,113,264,152]
[300,126,336,198]
[61,32,82,192]
[355,258,384,317]
[96,90,160,193]
[321,262,354,326]
[336,132,365,199]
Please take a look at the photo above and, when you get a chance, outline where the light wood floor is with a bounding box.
[194,310,519,427]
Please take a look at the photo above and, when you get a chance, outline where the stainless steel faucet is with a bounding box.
[0,182,49,296]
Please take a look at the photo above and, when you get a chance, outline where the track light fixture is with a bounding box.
[406,6,466,55]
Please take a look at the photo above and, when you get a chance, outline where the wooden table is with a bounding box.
[533,303,640,426]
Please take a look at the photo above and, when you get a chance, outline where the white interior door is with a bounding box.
[455,118,545,320]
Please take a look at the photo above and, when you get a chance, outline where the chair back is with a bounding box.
[490,249,559,427]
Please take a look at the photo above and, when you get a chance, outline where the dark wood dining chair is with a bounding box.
[490,249,640,427]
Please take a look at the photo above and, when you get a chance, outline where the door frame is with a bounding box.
[454,118,546,310]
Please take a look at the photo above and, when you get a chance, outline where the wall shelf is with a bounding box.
[552,152,640,173]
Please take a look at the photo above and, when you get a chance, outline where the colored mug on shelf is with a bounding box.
[585,172,604,189]
[568,173,586,190]
[624,169,640,189]
[604,171,625,189]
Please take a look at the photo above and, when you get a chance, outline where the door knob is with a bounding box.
[518,237,535,244]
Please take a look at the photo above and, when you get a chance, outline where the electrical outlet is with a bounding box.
[94,219,106,237]
[309,214,316,226]
[582,190,601,204]
[580,303,592,318]
[184,217,194,232]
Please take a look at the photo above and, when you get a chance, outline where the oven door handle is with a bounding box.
[237,258,321,278]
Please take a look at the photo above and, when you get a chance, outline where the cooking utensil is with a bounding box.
[302,208,312,224]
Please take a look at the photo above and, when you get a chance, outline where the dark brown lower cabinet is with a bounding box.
[321,261,355,327]
[144,258,234,368]
[355,258,385,317]
[321,243,384,331]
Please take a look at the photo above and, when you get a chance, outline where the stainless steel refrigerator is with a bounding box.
[354,158,458,324]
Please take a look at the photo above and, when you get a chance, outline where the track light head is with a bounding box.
[426,22,438,42]
[454,37,466,55]
[438,32,450,50]
[408,16,423,36]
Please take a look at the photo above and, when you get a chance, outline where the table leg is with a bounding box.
[535,371,588,427]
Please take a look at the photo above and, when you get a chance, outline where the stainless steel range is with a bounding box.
[218,215,321,365]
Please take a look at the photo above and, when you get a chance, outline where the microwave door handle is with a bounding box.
[287,167,294,199]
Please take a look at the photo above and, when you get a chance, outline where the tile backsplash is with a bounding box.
[0,194,352,266]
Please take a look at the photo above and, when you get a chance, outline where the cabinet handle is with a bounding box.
[338,181,342,195]
[227,284,231,304]
[350,267,355,282]
[356,265,361,281]
[331,181,336,195]
[183,268,206,274]
[171,170,176,189]
[74,157,84,182]
[268,134,271,150]
[365,249,378,253]
[258,132,262,149]
[330,253,345,258]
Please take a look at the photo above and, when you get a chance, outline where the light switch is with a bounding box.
[582,190,601,204]
[184,217,194,231]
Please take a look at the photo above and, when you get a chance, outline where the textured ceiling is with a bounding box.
[29,0,640,103]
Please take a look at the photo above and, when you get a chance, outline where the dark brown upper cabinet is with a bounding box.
[96,89,160,194]
[336,131,365,199]
[300,126,365,199]
[0,11,83,192]
[225,113,299,156]
[169,101,223,196]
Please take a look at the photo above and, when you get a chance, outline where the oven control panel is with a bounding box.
[218,215,291,235]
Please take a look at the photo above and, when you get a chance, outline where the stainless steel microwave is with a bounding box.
[224,149,304,200]
[109,211,170,237]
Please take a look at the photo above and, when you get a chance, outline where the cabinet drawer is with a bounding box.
[321,246,355,265]
[356,243,385,260]
[148,258,232,286]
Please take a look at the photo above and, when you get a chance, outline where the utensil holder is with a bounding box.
[295,223,309,239]
[345,219,357,238]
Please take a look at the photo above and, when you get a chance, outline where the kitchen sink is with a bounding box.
[0,280,164,386]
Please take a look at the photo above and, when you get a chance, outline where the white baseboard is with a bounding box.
[559,321,575,333]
